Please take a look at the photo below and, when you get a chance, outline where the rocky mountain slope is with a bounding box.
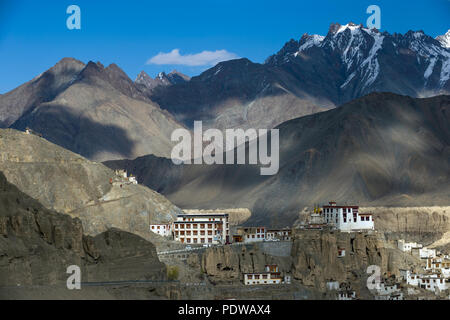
[0,128,182,240]
[0,58,185,161]
[104,93,450,226]
[150,23,450,130]
[0,170,166,297]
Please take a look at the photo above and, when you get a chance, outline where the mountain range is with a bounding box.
[0,58,185,162]
[1,24,449,164]
[104,93,450,226]
[1,23,450,227]
[150,24,450,131]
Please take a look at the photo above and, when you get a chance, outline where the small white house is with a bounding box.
[426,257,450,277]
[418,274,449,293]
[419,248,437,259]
[337,290,356,300]
[128,175,138,184]
[397,239,422,252]
[243,265,282,285]
[326,281,340,291]
[150,223,172,237]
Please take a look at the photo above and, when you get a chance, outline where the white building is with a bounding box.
[266,229,292,241]
[337,290,357,300]
[400,269,420,286]
[326,281,340,291]
[418,274,449,293]
[338,247,346,257]
[236,227,266,243]
[173,213,230,245]
[426,257,450,277]
[322,202,374,232]
[243,265,282,285]
[128,175,138,184]
[418,248,437,259]
[397,239,422,252]
[149,223,172,237]
[401,269,449,294]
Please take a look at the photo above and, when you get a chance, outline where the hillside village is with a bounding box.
[147,199,450,300]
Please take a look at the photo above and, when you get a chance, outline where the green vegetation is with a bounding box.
[167,266,179,280]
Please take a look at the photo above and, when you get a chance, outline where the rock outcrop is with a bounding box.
[201,244,292,284]
[0,171,166,294]
[290,230,420,296]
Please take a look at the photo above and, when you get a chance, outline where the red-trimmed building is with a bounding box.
[322,202,374,232]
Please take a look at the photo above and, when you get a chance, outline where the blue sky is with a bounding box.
[0,0,449,93]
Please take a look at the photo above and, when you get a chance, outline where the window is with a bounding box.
[180,224,184,228]
[248,275,253,280]
[208,238,212,243]
[208,224,212,229]
[252,235,255,238]
[200,224,205,229]
[175,224,178,229]
[255,275,260,280]
[200,230,205,235]
[186,231,191,235]
[187,238,191,243]
[193,238,198,243]
[208,230,212,235]
[157,226,160,229]
[193,224,197,228]
[201,238,205,243]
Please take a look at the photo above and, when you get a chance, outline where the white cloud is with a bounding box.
[146,49,239,66]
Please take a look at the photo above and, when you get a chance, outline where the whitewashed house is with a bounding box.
[243,265,282,285]
[397,240,422,252]
[426,257,450,277]
[150,223,172,237]
[322,202,374,232]
[236,227,266,243]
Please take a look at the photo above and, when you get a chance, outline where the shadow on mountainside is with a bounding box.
[10,105,135,160]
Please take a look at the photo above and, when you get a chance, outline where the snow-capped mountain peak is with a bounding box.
[265,23,450,95]
[436,30,450,48]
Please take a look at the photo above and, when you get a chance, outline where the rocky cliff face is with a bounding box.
[290,230,420,296]
[201,244,292,284]
[363,206,450,245]
[0,129,182,240]
[0,171,166,292]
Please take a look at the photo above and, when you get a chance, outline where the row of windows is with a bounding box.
[247,234,264,239]
[151,225,168,230]
[175,223,227,229]
[247,274,269,280]
[178,237,213,243]
[175,230,217,236]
